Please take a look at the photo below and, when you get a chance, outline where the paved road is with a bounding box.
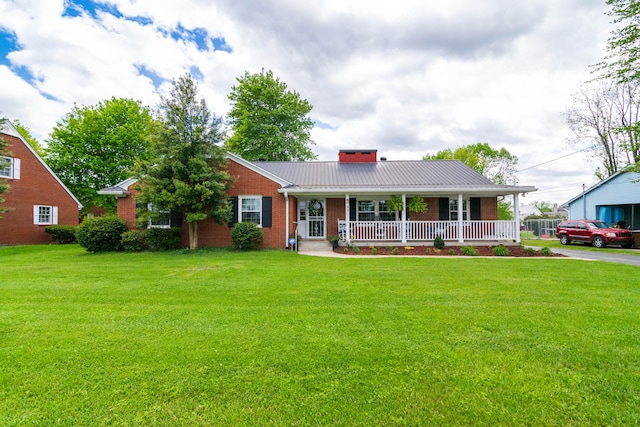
[546,246,640,266]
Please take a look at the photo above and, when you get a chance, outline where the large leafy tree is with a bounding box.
[226,69,316,161]
[423,142,518,185]
[595,0,640,83]
[136,74,234,250]
[45,97,153,213]
[424,142,519,220]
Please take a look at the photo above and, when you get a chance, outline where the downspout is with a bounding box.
[285,192,290,248]
[345,195,351,245]
[514,193,520,243]
[401,194,407,243]
[458,193,464,243]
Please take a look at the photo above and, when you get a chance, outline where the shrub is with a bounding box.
[144,227,181,251]
[448,249,455,255]
[352,245,360,253]
[76,216,128,252]
[231,222,264,250]
[121,230,148,252]
[425,248,432,255]
[492,245,509,256]
[462,246,479,256]
[45,225,77,244]
[434,235,445,249]
[526,247,536,256]
[541,247,553,256]
[370,247,377,255]
[391,247,398,255]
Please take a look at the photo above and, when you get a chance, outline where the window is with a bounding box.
[240,195,262,225]
[449,199,468,220]
[33,205,58,225]
[148,204,171,228]
[357,199,398,221]
[0,156,20,179]
[357,200,375,221]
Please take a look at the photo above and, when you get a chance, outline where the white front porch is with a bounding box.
[339,220,519,243]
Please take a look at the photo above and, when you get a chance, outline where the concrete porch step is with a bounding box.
[297,239,333,252]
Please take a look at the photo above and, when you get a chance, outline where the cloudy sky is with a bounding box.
[0,0,614,205]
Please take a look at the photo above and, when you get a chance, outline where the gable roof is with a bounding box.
[564,170,637,206]
[0,121,82,209]
[254,159,536,196]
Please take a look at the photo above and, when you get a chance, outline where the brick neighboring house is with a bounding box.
[0,121,82,245]
[100,149,537,249]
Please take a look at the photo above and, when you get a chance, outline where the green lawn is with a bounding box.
[1,245,639,426]
[523,237,640,256]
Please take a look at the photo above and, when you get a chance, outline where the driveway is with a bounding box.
[547,247,640,266]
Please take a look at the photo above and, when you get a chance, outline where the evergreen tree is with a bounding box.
[136,74,234,249]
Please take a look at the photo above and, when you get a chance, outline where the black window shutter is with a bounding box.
[349,198,357,221]
[170,210,182,227]
[228,197,238,227]
[470,198,481,220]
[439,198,449,220]
[262,196,272,227]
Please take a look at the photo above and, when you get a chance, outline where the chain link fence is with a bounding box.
[522,219,563,239]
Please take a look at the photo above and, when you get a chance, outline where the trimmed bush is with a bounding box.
[462,246,479,256]
[121,230,149,252]
[492,245,509,256]
[121,228,182,252]
[144,227,182,251]
[231,222,264,250]
[76,216,128,252]
[434,235,445,249]
[45,225,77,244]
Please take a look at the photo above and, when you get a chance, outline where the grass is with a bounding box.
[1,245,640,425]
[522,237,640,256]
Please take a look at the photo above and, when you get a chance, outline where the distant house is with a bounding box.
[100,149,537,249]
[565,170,640,229]
[0,121,82,245]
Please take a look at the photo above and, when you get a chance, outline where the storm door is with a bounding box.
[307,198,326,238]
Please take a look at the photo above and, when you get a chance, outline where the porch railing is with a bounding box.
[339,220,517,242]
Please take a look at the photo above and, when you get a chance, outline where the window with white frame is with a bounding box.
[357,199,398,221]
[33,205,58,225]
[0,156,20,179]
[240,195,262,225]
[449,198,468,220]
[148,203,171,228]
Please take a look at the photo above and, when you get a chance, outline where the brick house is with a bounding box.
[100,149,536,249]
[0,121,82,245]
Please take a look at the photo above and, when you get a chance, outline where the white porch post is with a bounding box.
[345,195,351,245]
[458,193,464,243]
[514,193,521,243]
[401,194,407,243]
[285,192,290,248]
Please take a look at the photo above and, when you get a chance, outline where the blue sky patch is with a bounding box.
[314,120,336,130]
[0,29,20,68]
[135,64,166,88]
[62,0,123,19]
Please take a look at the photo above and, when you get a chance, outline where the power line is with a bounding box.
[517,147,592,172]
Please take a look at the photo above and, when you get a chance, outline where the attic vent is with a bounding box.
[380,157,387,161]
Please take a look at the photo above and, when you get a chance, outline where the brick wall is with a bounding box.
[0,133,79,245]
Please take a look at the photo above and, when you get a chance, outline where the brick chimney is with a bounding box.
[338,149,377,163]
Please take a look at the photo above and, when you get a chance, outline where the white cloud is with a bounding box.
[0,0,615,203]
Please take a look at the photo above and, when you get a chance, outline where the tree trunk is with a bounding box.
[188,221,199,249]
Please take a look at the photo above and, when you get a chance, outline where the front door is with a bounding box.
[307,198,325,238]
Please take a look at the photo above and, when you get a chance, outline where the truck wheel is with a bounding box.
[559,235,569,245]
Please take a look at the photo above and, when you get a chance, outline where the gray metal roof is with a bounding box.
[251,159,535,195]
